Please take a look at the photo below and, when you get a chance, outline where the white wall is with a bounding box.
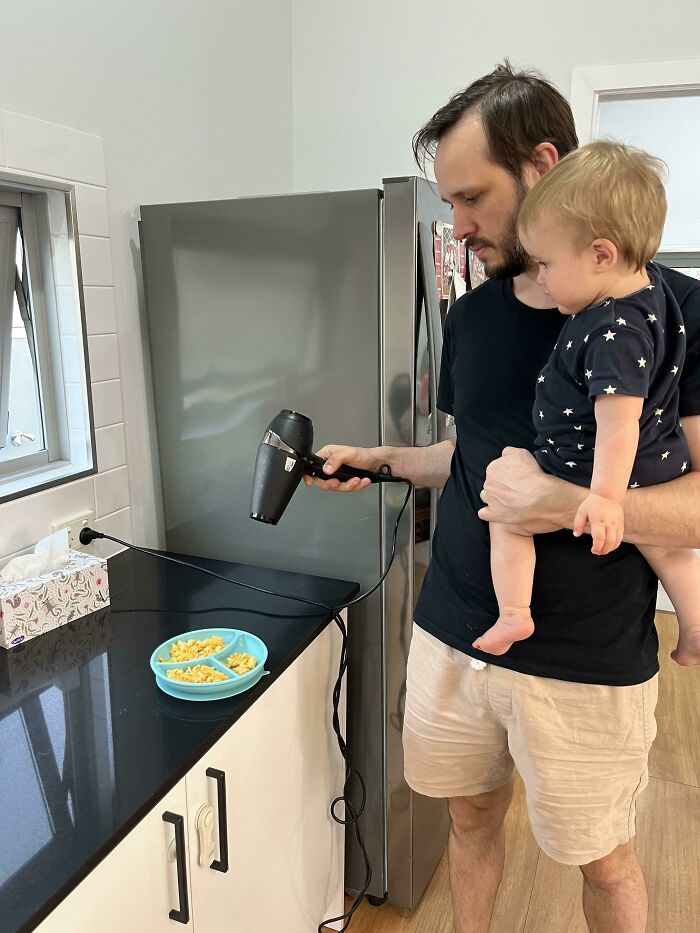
[291,0,700,192]
[0,0,294,556]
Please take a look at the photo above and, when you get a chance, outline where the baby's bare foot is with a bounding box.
[472,607,534,656]
[671,627,700,666]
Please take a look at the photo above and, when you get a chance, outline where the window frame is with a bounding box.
[0,201,18,454]
[0,177,97,504]
[571,59,700,146]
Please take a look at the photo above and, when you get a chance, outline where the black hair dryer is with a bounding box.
[250,409,404,525]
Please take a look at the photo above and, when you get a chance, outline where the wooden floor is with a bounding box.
[338,612,700,933]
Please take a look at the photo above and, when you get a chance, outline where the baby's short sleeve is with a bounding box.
[584,324,654,400]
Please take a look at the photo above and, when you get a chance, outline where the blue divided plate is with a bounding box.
[150,628,269,702]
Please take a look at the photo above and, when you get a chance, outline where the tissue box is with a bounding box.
[0,549,110,649]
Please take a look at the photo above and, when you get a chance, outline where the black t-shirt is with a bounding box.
[414,265,700,685]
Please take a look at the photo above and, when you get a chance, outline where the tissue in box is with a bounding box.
[0,549,110,649]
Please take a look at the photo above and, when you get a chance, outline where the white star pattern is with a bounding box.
[682,462,688,472]
[679,324,686,334]
[528,281,674,486]
[647,284,655,291]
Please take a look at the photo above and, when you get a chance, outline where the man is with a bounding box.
[305,62,700,932]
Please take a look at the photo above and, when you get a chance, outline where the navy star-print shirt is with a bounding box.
[533,264,689,487]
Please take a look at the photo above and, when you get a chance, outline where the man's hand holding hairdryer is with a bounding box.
[303,445,382,493]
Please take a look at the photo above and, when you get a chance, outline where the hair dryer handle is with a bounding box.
[305,453,403,484]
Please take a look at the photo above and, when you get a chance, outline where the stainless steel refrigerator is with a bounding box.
[139,177,457,908]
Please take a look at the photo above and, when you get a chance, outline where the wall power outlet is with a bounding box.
[50,511,95,550]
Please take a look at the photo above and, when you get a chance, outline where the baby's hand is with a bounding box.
[573,493,624,556]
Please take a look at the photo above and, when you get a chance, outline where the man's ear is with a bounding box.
[531,142,559,179]
[592,238,617,270]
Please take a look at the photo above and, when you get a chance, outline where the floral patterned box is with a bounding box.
[0,549,110,650]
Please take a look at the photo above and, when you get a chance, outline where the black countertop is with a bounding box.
[0,548,358,933]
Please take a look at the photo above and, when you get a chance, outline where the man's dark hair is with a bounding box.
[413,60,579,178]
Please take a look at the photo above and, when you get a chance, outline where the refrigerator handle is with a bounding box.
[417,222,442,542]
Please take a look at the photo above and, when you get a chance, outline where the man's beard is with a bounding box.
[465,177,530,281]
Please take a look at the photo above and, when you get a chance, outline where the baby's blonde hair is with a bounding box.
[518,140,667,271]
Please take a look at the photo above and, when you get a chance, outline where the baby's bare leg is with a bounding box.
[472,523,537,655]
[639,544,700,666]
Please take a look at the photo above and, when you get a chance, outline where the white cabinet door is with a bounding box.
[37,778,194,933]
[186,619,346,933]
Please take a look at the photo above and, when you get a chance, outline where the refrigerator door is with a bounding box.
[380,177,453,908]
[140,189,383,585]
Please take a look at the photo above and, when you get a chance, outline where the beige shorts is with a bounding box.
[403,624,658,865]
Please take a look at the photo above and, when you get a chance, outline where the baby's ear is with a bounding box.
[591,238,617,269]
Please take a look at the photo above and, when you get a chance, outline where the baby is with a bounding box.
[473,141,700,666]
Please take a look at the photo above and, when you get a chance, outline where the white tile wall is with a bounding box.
[79,236,113,286]
[0,110,131,562]
[73,184,110,237]
[95,423,126,473]
[88,334,120,382]
[83,287,117,335]
[94,466,130,518]
[1,477,96,556]
[91,380,124,428]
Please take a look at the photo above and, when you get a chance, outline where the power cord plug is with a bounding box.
[79,527,104,545]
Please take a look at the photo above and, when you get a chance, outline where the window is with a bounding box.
[0,184,96,502]
[597,91,700,252]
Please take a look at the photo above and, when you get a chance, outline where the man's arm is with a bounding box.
[613,412,700,546]
[478,415,700,548]
[305,436,455,492]
[383,437,456,489]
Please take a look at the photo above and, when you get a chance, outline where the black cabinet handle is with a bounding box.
[206,767,229,873]
[162,811,190,923]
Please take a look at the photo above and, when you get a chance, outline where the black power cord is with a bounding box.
[80,479,413,932]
